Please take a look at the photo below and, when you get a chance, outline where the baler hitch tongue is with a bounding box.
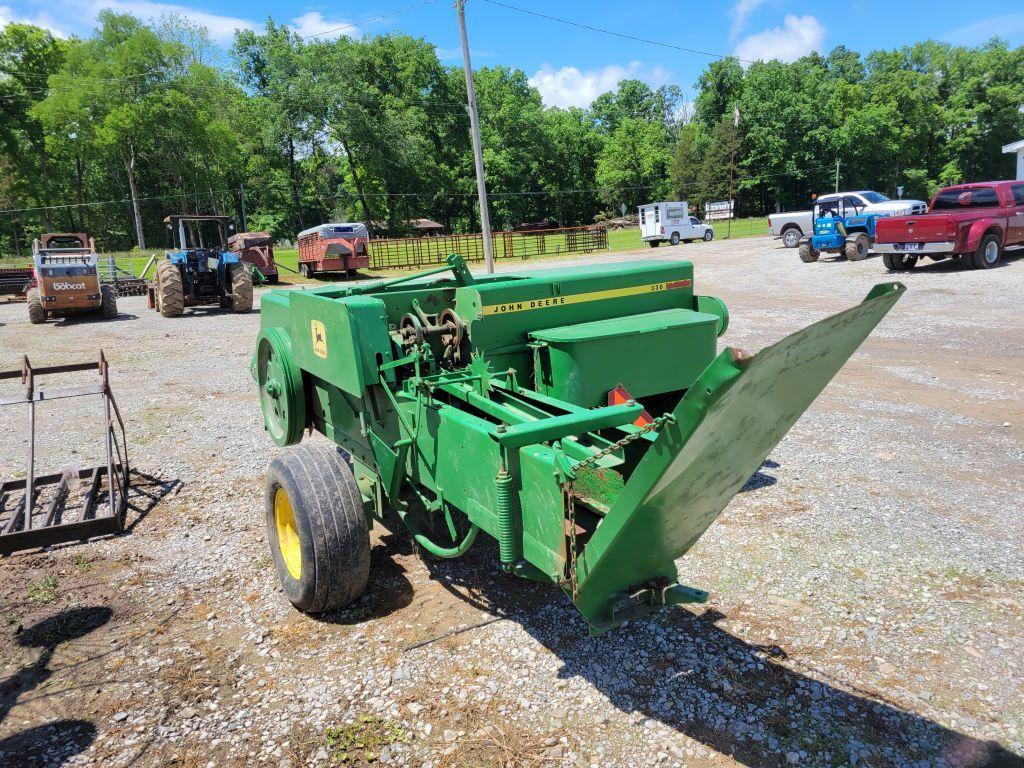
[570,282,906,634]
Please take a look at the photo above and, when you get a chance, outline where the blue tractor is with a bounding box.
[152,215,253,317]
[798,198,883,264]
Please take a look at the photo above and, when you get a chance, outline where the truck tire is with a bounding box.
[882,253,917,271]
[265,443,370,613]
[798,242,819,263]
[100,284,118,319]
[703,229,714,242]
[781,227,801,248]
[27,289,45,324]
[844,234,870,261]
[156,260,184,317]
[231,265,253,312]
[670,232,680,246]
[970,232,1002,270]
[647,241,660,248]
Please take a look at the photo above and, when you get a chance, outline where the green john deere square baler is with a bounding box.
[253,255,903,634]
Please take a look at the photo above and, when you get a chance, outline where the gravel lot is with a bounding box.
[1,237,1022,768]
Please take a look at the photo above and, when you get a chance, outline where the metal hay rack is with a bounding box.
[0,350,130,555]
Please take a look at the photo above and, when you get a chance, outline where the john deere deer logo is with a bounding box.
[311,320,327,358]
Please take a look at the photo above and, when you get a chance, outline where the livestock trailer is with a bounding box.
[296,223,369,278]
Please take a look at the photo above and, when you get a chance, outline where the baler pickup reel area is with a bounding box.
[254,255,904,634]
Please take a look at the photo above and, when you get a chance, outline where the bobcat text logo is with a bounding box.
[53,281,87,290]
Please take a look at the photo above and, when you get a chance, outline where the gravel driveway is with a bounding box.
[1,238,1021,768]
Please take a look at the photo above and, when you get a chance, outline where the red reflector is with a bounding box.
[608,384,653,428]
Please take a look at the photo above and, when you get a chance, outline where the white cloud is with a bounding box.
[93,0,255,44]
[729,0,765,41]
[288,11,359,40]
[0,4,69,36]
[528,61,671,109]
[734,14,825,63]
[944,12,1024,45]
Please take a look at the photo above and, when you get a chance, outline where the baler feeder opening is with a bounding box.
[252,255,904,634]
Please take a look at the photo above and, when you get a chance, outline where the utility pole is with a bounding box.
[834,159,841,193]
[456,0,494,273]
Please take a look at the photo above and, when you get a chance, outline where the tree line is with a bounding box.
[1,12,1021,255]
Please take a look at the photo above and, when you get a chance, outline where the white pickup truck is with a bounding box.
[768,191,927,248]
[639,201,714,247]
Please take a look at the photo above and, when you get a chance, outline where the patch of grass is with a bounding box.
[27,574,59,604]
[325,715,410,764]
[73,555,94,572]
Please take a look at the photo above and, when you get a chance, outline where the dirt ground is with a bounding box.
[1,237,1022,768]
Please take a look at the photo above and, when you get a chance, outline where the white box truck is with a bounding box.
[638,201,714,247]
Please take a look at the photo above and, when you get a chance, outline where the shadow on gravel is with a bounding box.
[739,459,778,493]
[122,470,182,534]
[419,540,1023,768]
[52,313,139,326]
[0,606,111,766]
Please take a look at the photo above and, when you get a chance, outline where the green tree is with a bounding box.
[595,117,671,210]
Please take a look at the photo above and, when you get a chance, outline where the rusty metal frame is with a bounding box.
[0,350,130,555]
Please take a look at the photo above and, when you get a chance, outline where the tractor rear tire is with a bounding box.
[265,443,370,614]
[27,289,45,324]
[798,242,819,263]
[970,233,1002,270]
[100,284,118,319]
[882,253,918,271]
[231,266,253,312]
[156,260,185,317]
[844,234,870,261]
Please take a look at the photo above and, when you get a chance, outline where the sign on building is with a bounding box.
[705,200,735,220]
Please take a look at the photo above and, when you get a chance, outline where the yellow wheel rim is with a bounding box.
[274,488,302,580]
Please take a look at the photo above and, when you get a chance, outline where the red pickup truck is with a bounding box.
[874,180,1024,270]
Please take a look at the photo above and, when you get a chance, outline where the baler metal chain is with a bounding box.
[562,412,674,600]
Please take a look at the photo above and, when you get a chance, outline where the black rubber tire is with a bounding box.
[844,234,870,261]
[231,265,253,312]
[100,284,118,319]
[647,240,660,248]
[882,252,916,271]
[781,227,801,248]
[798,242,819,263]
[265,443,370,613]
[156,260,184,317]
[669,232,680,246]
[27,289,45,324]
[703,229,714,242]
[971,232,1002,270]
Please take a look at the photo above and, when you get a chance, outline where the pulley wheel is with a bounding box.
[255,327,306,446]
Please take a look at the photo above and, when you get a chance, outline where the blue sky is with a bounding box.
[3,0,1023,108]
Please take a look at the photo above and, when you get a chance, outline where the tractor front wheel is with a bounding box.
[882,253,918,271]
[231,265,253,312]
[156,260,185,317]
[798,242,819,263]
[265,443,370,613]
[844,234,870,261]
[100,284,118,319]
[27,289,45,324]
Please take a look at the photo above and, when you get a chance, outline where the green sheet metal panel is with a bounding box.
[288,292,392,398]
[453,261,697,377]
[530,308,718,407]
[572,282,906,629]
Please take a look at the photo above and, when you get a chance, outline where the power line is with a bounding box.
[480,0,754,65]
